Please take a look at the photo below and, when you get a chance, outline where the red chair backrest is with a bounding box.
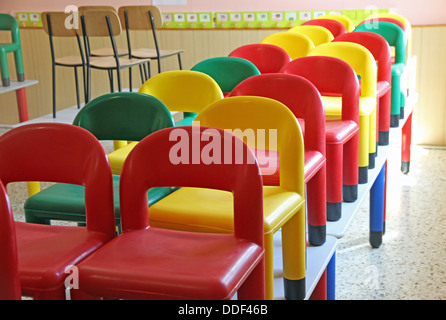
[0,180,20,300]
[229,73,325,155]
[0,123,116,238]
[302,18,347,37]
[119,126,264,247]
[229,43,292,74]
[333,31,392,84]
[358,17,406,31]
[281,56,360,124]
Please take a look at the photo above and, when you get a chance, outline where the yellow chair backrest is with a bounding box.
[308,42,377,98]
[315,14,355,32]
[287,25,334,46]
[138,70,224,113]
[194,96,304,195]
[260,32,314,60]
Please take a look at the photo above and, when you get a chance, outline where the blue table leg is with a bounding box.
[370,161,386,248]
[327,252,336,300]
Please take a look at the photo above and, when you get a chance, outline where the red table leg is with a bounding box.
[15,87,29,122]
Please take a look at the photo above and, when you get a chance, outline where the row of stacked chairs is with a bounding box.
[0,12,413,300]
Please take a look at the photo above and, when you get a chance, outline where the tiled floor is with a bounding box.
[1,106,446,300]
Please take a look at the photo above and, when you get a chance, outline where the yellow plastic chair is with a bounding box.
[260,32,314,60]
[308,42,377,183]
[287,25,334,46]
[316,14,355,32]
[106,70,223,175]
[149,96,306,300]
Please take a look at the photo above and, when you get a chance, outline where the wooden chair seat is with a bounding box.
[131,48,184,59]
[90,47,129,57]
[89,56,151,69]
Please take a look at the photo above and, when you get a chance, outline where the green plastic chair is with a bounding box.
[191,56,260,97]
[24,92,176,232]
[0,14,25,86]
[355,21,407,127]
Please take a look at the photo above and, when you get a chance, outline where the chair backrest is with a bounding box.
[194,96,305,195]
[0,123,116,238]
[302,19,347,37]
[281,56,360,123]
[0,13,20,43]
[333,31,391,83]
[118,5,163,30]
[228,43,291,74]
[260,32,314,60]
[229,73,325,155]
[355,21,407,65]
[138,70,224,113]
[359,17,405,31]
[287,25,334,46]
[307,42,377,98]
[42,12,80,37]
[315,14,355,32]
[73,92,175,141]
[191,57,261,94]
[0,180,20,300]
[80,9,122,37]
[119,126,264,246]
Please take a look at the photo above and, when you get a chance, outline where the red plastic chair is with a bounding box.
[333,31,392,146]
[229,73,327,246]
[281,56,360,221]
[74,126,265,300]
[0,123,116,299]
[0,180,21,300]
[303,19,347,38]
[228,43,292,74]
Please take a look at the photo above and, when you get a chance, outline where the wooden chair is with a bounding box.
[79,9,150,102]
[118,5,184,77]
[42,11,86,118]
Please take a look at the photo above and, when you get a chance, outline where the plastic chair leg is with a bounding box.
[13,48,25,81]
[326,143,343,221]
[237,257,266,300]
[306,164,327,244]
[0,49,10,86]
[343,134,359,202]
[390,73,402,127]
[263,232,275,300]
[378,91,391,146]
[282,207,306,300]
[368,107,377,169]
[358,114,370,184]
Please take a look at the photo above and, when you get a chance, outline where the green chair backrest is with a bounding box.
[191,56,261,93]
[0,14,20,43]
[355,21,407,65]
[73,92,175,141]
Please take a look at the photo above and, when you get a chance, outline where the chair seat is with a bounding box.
[325,119,359,144]
[89,56,151,69]
[131,48,184,59]
[16,221,111,295]
[150,186,304,234]
[24,175,176,224]
[90,47,129,57]
[55,55,86,67]
[376,80,391,98]
[76,227,263,300]
[108,143,138,175]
